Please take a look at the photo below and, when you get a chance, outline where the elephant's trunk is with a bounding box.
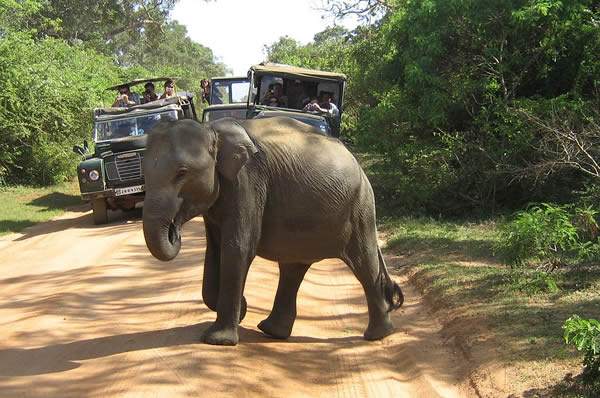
[143,192,182,261]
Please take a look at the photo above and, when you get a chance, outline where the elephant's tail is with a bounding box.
[378,247,404,311]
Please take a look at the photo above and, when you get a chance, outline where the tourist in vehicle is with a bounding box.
[260,82,287,107]
[113,85,141,107]
[268,96,280,107]
[142,82,158,103]
[303,92,338,116]
[303,97,320,112]
[160,79,177,100]
[260,83,275,104]
[318,91,339,116]
[201,78,211,103]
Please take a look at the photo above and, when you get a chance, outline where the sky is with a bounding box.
[171,0,355,76]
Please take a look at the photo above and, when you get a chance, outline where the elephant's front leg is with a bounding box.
[202,244,253,346]
[202,220,247,321]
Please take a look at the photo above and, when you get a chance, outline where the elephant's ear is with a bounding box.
[212,118,258,181]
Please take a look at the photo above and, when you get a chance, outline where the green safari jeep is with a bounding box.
[73,78,197,224]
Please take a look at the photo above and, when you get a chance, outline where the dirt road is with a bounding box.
[0,208,475,397]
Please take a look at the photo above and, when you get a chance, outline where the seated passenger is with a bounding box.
[142,82,158,103]
[113,85,141,107]
[303,97,319,111]
[260,84,275,105]
[159,79,177,100]
[268,96,280,107]
[304,92,338,116]
[319,91,339,116]
[260,82,287,107]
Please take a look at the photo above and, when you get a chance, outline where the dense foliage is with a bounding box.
[266,0,600,216]
[0,0,225,185]
[0,31,116,184]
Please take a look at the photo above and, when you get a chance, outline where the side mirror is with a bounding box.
[73,145,85,156]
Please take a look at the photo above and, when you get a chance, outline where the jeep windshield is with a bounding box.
[203,104,248,122]
[94,110,178,141]
[210,77,250,105]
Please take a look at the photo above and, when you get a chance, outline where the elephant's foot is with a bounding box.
[202,323,239,346]
[257,316,293,339]
[363,316,394,341]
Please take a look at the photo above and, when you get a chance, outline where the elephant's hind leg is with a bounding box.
[342,245,394,341]
[258,262,311,339]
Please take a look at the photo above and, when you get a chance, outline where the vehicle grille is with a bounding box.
[105,152,143,182]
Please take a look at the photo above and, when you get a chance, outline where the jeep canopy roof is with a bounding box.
[250,63,347,83]
[105,77,181,91]
[94,96,187,117]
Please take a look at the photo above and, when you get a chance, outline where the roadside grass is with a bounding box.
[0,180,85,236]
[382,217,600,397]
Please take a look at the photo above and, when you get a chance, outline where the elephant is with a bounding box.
[142,117,404,345]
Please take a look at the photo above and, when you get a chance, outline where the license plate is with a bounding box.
[114,185,144,196]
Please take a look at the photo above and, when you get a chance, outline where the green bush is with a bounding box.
[494,203,600,270]
[563,315,600,383]
[494,203,580,269]
[0,31,118,185]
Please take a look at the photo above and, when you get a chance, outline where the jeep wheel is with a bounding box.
[91,199,108,225]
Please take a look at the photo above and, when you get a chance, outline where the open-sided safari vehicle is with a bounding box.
[73,78,197,224]
[202,63,347,137]
[247,62,347,137]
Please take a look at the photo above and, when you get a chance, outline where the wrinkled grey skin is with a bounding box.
[143,117,403,345]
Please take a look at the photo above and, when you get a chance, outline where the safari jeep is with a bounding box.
[73,78,197,224]
[202,64,347,137]
[247,62,347,137]
[201,75,250,122]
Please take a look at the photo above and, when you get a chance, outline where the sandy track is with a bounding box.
[0,208,475,397]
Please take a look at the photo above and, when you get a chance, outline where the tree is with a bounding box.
[119,21,227,94]
[0,31,119,185]
[317,0,392,23]
[348,0,600,215]
[36,0,177,54]
[513,107,600,181]
[265,26,352,72]
[0,0,225,186]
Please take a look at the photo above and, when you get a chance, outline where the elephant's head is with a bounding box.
[142,118,258,261]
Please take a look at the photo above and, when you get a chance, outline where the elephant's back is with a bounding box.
[241,117,345,150]
[241,117,355,174]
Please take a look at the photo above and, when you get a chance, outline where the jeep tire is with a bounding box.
[91,198,108,225]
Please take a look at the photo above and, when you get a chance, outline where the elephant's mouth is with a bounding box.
[168,221,181,246]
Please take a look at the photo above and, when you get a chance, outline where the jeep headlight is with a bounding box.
[88,169,100,181]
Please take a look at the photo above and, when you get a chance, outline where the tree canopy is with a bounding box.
[266,0,600,216]
[0,0,225,185]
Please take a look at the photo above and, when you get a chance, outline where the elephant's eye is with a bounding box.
[175,166,188,180]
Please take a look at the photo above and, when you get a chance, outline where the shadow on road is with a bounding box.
[10,207,144,242]
[0,323,367,377]
[28,192,85,211]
